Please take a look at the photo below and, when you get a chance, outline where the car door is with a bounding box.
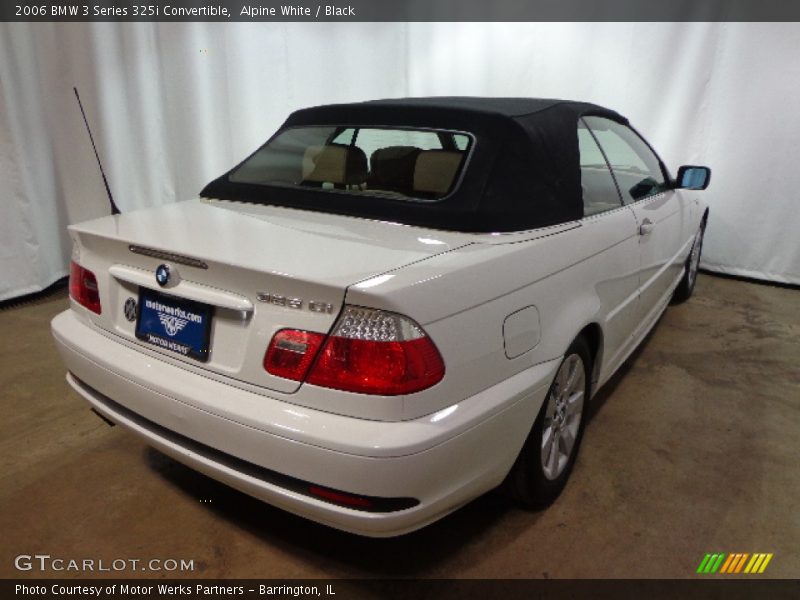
[577,119,641,375]
[583,116,686,329]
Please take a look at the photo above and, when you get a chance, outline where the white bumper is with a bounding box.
[51,309,557,537]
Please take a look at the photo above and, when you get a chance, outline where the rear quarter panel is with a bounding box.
[345,213,643,421]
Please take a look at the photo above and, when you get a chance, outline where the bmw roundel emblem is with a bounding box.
[155,264,171,287]
[123,297,137,322]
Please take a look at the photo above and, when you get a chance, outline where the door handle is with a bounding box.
[639,218,654,236]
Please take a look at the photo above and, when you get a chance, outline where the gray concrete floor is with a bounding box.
[1,273,798,579]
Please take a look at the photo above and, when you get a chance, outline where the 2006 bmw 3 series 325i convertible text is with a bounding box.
[52,97,711,536]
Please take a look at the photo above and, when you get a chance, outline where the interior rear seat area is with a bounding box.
[302,143,465,198]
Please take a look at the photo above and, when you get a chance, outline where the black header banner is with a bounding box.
[3,0,800,22]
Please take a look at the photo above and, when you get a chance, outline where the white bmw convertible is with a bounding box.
[52,97,710,536]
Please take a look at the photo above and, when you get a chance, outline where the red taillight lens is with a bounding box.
[311,306,444,395]
[69,261,102,314]
[263,307,445,395]
[264,329,326,381]
[308,335,444,395]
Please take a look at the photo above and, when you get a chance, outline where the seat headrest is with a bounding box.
[303,144,367,185]
[368,146,421,189]
[413,150,464,195]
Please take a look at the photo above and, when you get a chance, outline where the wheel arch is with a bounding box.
[575,322,603,398]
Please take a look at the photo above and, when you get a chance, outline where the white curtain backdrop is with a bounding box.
[1,22,798,301]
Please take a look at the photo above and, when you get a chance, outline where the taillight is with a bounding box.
[264,306,445,395]
[264,329,326,381]
[69,261,102,314]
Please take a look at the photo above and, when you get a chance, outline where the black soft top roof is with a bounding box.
[290,96,624,119]
[201,97,629,233]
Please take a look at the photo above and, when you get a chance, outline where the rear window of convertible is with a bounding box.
[228,126,473,201]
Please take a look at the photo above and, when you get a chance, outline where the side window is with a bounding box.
[578,120,622,216]
[331,128,356,145]
[583,116,668,204]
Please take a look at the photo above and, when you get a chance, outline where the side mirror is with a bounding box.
[676,165,711,190]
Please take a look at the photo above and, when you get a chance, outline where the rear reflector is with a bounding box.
[69,261,102,314]
[306,484,418,512]
[308,485,372,509]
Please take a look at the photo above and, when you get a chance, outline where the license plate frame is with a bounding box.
[135,288,213,362]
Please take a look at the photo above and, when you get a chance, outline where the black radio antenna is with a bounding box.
[73,87,120,215]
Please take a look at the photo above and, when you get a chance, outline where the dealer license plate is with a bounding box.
[135,288,213,362]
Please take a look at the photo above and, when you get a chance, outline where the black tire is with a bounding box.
[672,221,705,304]
[504,336,592,508]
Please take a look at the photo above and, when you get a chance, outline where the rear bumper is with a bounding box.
[52,309,557,537]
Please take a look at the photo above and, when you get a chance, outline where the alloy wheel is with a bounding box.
[541,354,586,480]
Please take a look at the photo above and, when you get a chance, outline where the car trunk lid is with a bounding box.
[68,198,472,394]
